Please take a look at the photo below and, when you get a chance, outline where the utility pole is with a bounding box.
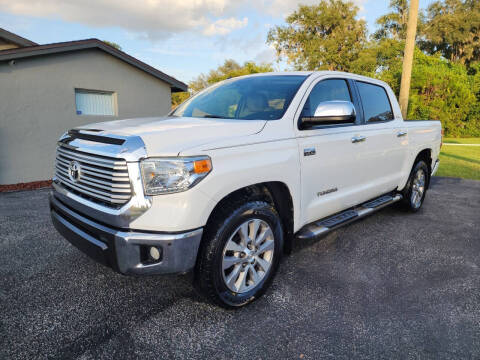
[399,0,419,119]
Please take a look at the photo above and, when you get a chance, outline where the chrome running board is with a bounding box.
[296,193,403,240]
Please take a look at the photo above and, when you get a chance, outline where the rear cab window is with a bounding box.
[356,81,394,123]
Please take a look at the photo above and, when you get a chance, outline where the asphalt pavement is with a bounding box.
[1,177,479,359]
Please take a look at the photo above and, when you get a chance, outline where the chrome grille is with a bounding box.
[54,144,132,207]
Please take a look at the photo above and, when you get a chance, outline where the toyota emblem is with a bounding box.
[68,160,81,183]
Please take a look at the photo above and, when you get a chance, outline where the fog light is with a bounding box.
[149,246,161,261]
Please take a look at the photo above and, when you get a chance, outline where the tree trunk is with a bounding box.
[399,0,420,119]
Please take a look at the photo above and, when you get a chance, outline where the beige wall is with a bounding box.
[0,49,173,184]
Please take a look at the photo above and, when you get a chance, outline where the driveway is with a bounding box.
[1,177,479,359]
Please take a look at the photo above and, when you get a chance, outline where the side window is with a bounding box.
[301,79,352,119]
[356,82,394,122]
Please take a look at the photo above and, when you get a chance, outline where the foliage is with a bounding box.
[420,0,480,66]
[371,48,479,137]
[349,38,405,77]
[407,51,478,136]
[373,0,426,41]
[266,0,367,71]
[171,60,273,109]
[102,40,122,50]
[373,0,410,40]
[171,92,190,109]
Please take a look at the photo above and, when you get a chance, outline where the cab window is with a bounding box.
[356,81,394,122]
[301,79,352,120]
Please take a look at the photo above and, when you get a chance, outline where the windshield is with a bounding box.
[172,75,307,120]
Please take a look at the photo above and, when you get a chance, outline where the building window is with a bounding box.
[75,89,117,116]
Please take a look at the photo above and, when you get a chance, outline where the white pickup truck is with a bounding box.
[50,71,441,308]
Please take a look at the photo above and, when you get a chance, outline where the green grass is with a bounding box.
[443,137,480,144]
[436,144,480,180]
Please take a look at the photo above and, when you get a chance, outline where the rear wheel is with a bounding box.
[401,160,429,212]
[195,200,283,308]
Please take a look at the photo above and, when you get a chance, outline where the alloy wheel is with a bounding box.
[411,168,426,209]
[221,219,275,293]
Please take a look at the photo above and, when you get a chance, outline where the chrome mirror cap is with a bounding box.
[301,100,356,128]
[313,100,356,118]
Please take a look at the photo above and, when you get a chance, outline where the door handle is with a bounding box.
[304,147,316,156]
[351,135,366,143]
[397,131,407,137]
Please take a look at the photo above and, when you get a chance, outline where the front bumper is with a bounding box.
[49,194,203,275]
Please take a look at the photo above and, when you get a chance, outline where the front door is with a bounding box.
[295,77,373,226]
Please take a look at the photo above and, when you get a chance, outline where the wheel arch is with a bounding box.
[202,181,295,255]
[413,148,433,189]
[398,147,433,192]
[399,147,432,192]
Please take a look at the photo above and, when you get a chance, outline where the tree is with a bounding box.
[266,0,367,71]
[378,49,478,136]
[171,59,273,108]
[102,40,122,50]
[374,0,411,40]
[420,0,480,66]
[409,51,478,136]
[349,38,405,77]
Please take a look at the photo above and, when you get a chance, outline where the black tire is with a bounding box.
[194,200,284,308]
[400,159,429,212]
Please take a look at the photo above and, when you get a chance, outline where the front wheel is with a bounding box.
[194,200,283,308]
[400,160,429,212]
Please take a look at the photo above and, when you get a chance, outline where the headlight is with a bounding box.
[140,156,212,195]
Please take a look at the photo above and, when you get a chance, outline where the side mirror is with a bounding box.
[300,101,356,128]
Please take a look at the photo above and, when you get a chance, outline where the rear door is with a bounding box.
[295,76,372,225]
[353,81,409,193]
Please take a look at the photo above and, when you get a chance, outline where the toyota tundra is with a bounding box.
[50,71,442,308]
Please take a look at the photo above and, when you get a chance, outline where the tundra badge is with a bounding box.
[317,188,338,196]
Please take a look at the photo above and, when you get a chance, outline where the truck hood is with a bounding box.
[77,116,266,156]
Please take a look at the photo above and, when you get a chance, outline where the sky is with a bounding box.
[0,0,436,84]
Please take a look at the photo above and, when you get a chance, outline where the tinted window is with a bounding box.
[301,79,352,118]
[356,82,394,122]
[172,75,306,120]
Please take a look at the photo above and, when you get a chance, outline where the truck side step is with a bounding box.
[296,193,402,240]
[362,195,394,209]
[317,209,357,228]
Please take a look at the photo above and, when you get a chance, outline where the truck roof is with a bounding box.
[241,71,390,88]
